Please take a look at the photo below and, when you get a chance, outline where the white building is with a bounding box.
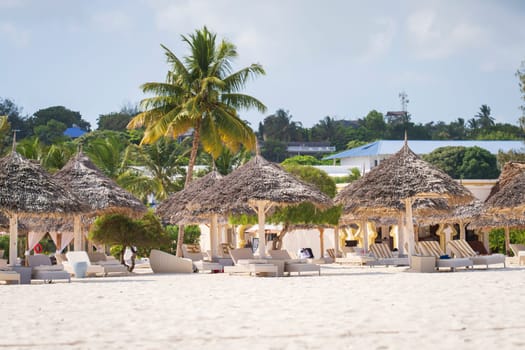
[324,140,524,174]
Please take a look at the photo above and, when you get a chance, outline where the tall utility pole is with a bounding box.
[399,91,409,115]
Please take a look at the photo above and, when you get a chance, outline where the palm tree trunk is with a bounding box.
[177,121,201,257]
[176,225,185,257]
[185,121,201,186]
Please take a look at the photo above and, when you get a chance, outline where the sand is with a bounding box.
[1,264,525,350]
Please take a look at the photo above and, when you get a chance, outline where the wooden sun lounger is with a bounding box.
[224,248,278,277]
[448,240,505,269]
[417,241,473,272]
[28,255,71,283]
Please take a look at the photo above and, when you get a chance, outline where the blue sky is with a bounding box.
[1,0,525,131]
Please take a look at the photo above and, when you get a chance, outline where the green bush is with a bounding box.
[165,225,201,254]
[488,228,525,254]
[0,235,8,258]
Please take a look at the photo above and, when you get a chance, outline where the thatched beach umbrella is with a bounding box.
[0,151,87,264]
[479,162,525,253]
[156,171,223,257]
[188,156,333,257]
[53,151,147,251]
[335,139,474,259]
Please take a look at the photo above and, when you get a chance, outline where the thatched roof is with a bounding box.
[335,142,474,220]
[485,162,525,202]
[484,170,525,217]
[417,200,484,225]
[0,152,87,217]
[188,156,334,216]
[469,215,525,230]
[53,152,146,217]
[156,171,223,224]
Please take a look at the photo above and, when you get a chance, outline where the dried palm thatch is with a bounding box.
[53,152,146,217]
[485,162,525,202]
[335,142,474,220]
[485,170,525,218]
[469,215,525,230]
[188,156,334,216]
[417,200,485,226]
[0,152,87,217]
[156,171,223,224]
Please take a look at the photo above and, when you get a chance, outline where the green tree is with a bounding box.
[30,106,91,131]
[0,115,10,156]
[165,225,201,255]
[89,211,170,271]
[497,149,525,168]
[488,228,525,254]
[0,98,31,139]
[475,105,495,129]
[423,146,466,179]
[362,110,386,139]
[281,155,323,166]
[118,137,188,202]
[128,27,265,257]
[97,112,134,131]
[261,109,303,142]
[41,143,76,173]
[282,164,336,198]
[82,131,130,179]
[423,146,499,179]
[97,105,139,131]
[458,146,499,179]
[33,119,68,145]
[261,139,287,162]
[128,26,265,186]
[16,136,44,161]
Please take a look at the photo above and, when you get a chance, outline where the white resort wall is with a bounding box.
[281,228,336,259]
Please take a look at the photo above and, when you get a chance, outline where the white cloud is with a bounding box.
[406,9,485,59]
[91,11,132,33]
[357,18,396,63]
[0,0,26,9]
[0,22,29,47]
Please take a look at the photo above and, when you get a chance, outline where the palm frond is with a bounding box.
[223,64,265,92]
[221,93,267,113]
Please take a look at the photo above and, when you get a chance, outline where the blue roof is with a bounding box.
[324,140,525,160]
[64,127,87,138]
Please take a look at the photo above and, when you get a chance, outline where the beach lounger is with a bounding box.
[448,239,505,269]
[182,244,222,273]
[0,259,19,284]
[334,247,375,265]
[65,251,123,277]
[268,249,320,276]
[28,255,71,283]
[224,248,278,277]
[417,241,473,272]
[368,243,409,267]
[87,252,130,274]
[509,244,525,266]
[149,249,193,274]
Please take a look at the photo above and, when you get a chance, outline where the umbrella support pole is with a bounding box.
[74,215,82,251]
[405,198,415,265]
[252,200,273,258]
[9,213,18,266]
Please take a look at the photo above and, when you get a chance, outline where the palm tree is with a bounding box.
[476,104,495,129]
[83,132,129,179]
[128,26,266,186]
[118,137,189,202]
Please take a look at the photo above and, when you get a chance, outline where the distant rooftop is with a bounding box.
[324,140,525,160]
[287,142,335,154]
[64,127,87,138]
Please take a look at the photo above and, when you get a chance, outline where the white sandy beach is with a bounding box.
[1,264,525,350]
